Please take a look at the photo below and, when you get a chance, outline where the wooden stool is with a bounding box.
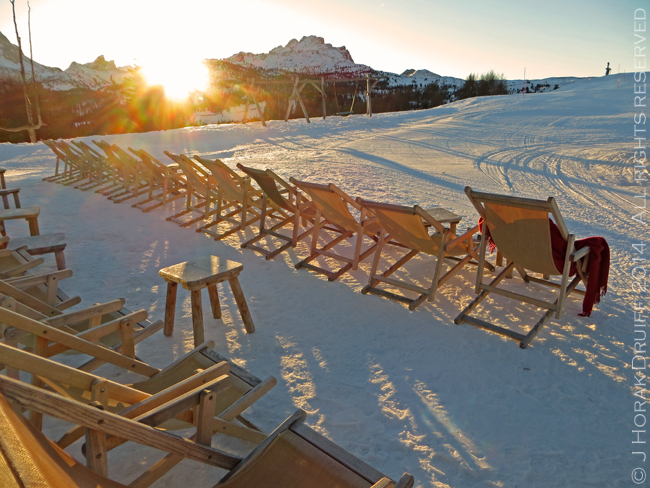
[159,255,255,346]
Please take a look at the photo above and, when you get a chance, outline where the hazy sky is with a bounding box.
[0,0,638,80]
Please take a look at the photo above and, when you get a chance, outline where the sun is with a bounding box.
[141,58,209,101]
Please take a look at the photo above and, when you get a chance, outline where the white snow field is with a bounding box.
[0,73,642,487]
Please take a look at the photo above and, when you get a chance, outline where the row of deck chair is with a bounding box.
[0,285,413,487]
[43,141,595,349]
[8,165,416,486]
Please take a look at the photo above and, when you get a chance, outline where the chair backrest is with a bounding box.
[465,187,568,276]
[237,164,294,212]
[164,152,211,195]
[0,392,129,488]
[194,156,246,203]
[290,180,361,232]
[359,200,444,255]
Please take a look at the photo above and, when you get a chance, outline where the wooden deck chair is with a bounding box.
[0,329,275,446]
[237,163,319,258]
[164,151,220,226]
[70,140,115,192]
[53,141,98,187]
[358,199,489,310]
[42,139,72,182]
[0,391,129,488]
[193,156,270,241]
[454,187,590,348]
[90,140,132,198]
[42,140,87,184]
[216,409,414,488]
[0,376,245,487]
[98,142,150,203]
[0,277,162,362]
[289,179,382,281]
[128,148,188,212]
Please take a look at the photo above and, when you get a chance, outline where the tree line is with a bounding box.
[0,69,509,143]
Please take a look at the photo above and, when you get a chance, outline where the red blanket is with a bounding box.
[478,218,609,316]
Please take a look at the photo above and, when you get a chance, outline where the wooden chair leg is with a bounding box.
[229,277,255,333]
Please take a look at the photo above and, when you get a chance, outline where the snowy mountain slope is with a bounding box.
[224,35,373,77]
[0,30,128,90]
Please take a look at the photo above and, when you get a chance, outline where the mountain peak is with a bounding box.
[224,35,366,77]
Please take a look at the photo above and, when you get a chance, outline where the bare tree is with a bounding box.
[0,0,44,142]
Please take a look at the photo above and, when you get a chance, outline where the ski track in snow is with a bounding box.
[0,74,641,487]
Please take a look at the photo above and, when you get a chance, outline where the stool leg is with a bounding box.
[55,250,66,271]
[207,284,221,319]
[191,289,205,347]
[163,282,178,337]
[229,277,255,333]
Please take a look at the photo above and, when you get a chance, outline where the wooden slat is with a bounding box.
[0,376,241,470]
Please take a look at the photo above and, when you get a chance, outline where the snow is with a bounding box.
[0,73,641,487]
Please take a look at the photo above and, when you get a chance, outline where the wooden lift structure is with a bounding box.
[233,74,387,126]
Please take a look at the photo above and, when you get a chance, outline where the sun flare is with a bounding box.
[141,59,209,101]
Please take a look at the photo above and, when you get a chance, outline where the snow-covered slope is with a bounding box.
[0,74,639,487]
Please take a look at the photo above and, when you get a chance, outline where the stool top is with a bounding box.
[422,207,461,223]
[159,255,243,289]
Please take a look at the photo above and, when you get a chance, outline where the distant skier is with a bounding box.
[605,62,612,76]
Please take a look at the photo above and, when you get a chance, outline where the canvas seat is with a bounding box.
[358,199,488,309]
[289,179,381,281]
[0,392,129,488]
[216,409,414,488]
[454,186,590,348]
[236,163,320,259]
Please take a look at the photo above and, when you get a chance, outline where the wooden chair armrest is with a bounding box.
[370,477,392,488]
[570,246,590,262]
[218,375,277,421]
[134,375,232,428]
[394,473,415,488]
[43,298,126,328]
[4,269,73,288]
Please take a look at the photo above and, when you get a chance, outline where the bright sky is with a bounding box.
[0,0,637,82]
